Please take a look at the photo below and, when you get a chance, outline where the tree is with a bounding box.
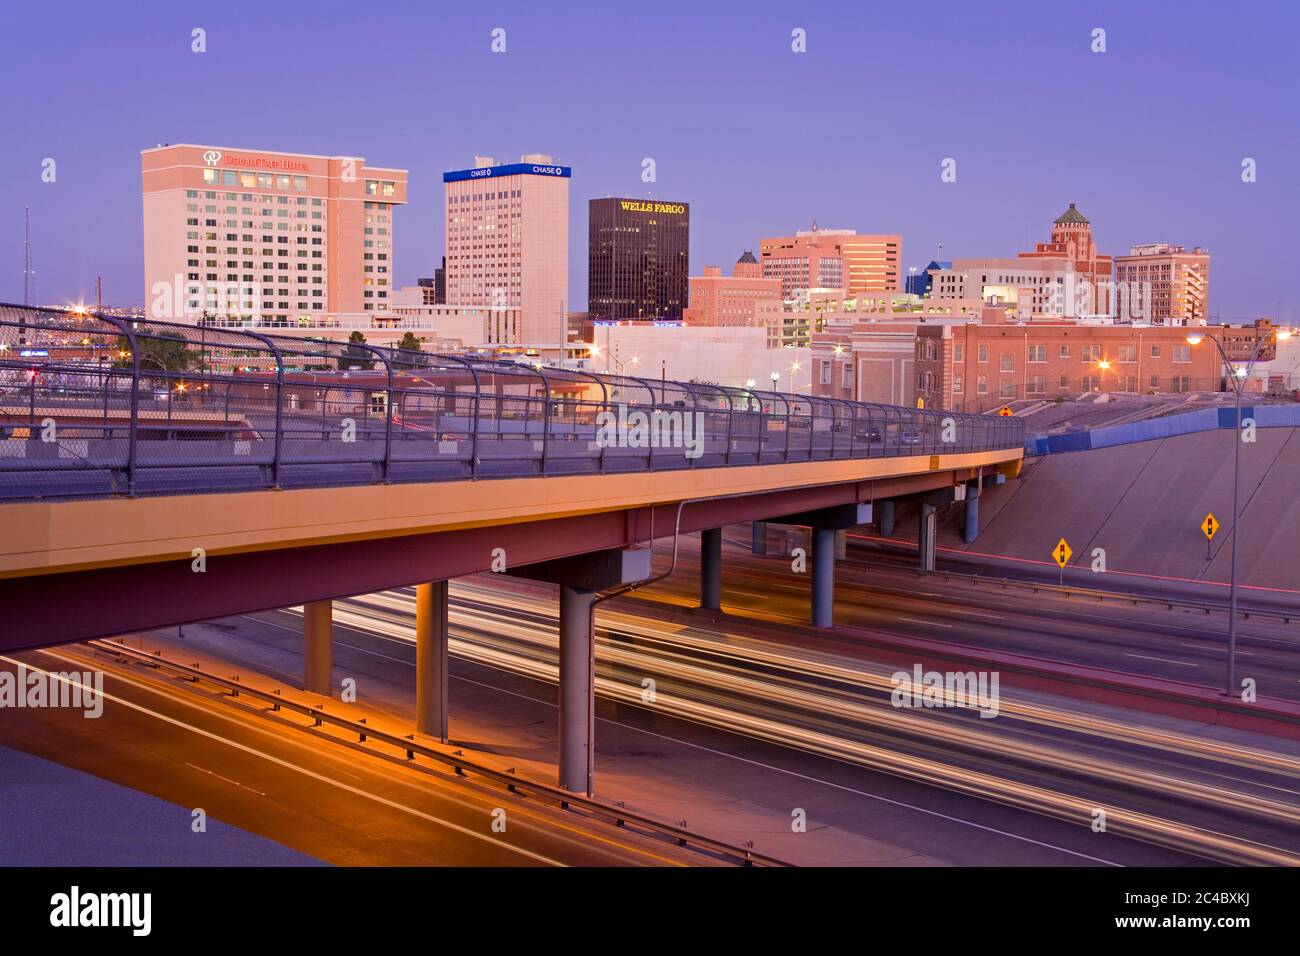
[339,330,375,371]
[394,331,425,370]
[112,331,201,372]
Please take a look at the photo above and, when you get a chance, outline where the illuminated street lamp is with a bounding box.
[1187,325,1293,694]
[770,370,780,391]
[788,360,802,393]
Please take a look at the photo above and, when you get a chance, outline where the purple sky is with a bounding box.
[1,0,1297,321]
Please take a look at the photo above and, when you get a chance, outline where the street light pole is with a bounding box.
[1188,327,1290,695]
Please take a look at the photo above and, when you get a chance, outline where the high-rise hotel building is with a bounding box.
[760,226,902,300]
[141,144,407,325]
[443,154,569,348]
[588,197,689,321]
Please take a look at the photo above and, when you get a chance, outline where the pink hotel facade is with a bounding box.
[141,144,407,327]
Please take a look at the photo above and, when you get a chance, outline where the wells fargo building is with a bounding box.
[588,197,690,321]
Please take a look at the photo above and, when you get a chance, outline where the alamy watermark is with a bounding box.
[890,664,1000,718]
[595,404,705,460]
[0,663,103,718]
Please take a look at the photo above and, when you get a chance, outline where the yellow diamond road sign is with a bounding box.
[1202,513,1219,540]
[1052,538,1072,568]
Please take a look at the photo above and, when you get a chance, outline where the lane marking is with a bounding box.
[1,653,565,867]
[184,762,269,797]
[1124,653,1198,668]
[898,617,953,629]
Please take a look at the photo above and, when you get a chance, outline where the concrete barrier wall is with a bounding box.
[950,426,1300,589]
[1024,404,1300,456]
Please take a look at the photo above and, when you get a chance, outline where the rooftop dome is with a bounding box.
[1055,203,1090,225]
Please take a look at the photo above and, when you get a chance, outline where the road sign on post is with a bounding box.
[1052,537,1071,585]
[998,406,1013,417]
[1202,512,1219,562]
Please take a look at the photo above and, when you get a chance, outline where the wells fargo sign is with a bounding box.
[619,200,687,215]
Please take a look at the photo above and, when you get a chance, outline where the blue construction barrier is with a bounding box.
[1026,404,1300,456]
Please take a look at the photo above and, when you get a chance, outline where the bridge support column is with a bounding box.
[751,521,768,555]
[505,547,652,796]
[700,528,722,610]
[303,600,333,696]
[919,503,937,572]
[963,476,982,544]
[415,581,449,742]
[558,584,597,795]
[878,499,896,537]
[812,527,836,628]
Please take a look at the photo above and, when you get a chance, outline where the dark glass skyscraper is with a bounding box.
[588,197,689,320]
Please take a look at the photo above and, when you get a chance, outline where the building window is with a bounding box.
[953,375,963,393]
[1150,374,1160,389]
[1000,354,1014,372]
[978,343,989,363]
[1059,344,1070,359]
[1081,344,1101,362]
[1000,381,1014,398]
[819,361,831,385]
[1028,345,1046,363]
[1150,344,1162,358]
[1173,344,1192,363]
[1172,375,1191,393]
[842,364,852,389]
[953,344,964,363]
[1027,375,1045,394]
[1081,375,1101,392]
[1059,374,1069,389]
[977,375,988,395]
[1119,344,1137,362]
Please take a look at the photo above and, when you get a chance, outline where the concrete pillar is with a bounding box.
[558,584,597,794]
[919,503,937,572]
[415,581,449,742]
[751,520,768,555]
[963,480,981,544]
[303,600,333,696]
[700,528,722,610]
[506,547,650,797]
[812,526,836,628]
[878,499,896,537]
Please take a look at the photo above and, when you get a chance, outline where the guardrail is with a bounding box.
[89,638,789,867]
[0,304,1024,500]
[854,557,1300,626]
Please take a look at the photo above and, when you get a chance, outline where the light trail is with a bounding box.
[279,580,1300,865]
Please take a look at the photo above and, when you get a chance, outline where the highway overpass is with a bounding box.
[0,304,1024,792]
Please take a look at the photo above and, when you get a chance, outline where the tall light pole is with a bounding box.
[1187,326,1292,695]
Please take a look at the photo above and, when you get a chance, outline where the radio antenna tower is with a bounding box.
[23,207,33,306]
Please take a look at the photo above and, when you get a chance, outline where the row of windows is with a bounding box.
[951,374,1195,395]
[204,169,310,191]
[945,342,1193,363]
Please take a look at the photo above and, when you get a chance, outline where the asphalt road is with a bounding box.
[0,647,702,867]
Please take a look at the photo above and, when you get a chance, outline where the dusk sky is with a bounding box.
[2,0,1297,321]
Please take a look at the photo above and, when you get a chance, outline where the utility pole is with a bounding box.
[24,207,33,306]
[96,275,102,312]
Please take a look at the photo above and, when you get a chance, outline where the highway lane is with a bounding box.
[0,648,702,867]
[662,536,1300,701]
[239,579,1300,866]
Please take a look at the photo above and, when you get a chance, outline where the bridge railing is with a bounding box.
[0,304,1024,499]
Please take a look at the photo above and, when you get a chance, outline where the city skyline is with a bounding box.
[2,1,1298,321]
